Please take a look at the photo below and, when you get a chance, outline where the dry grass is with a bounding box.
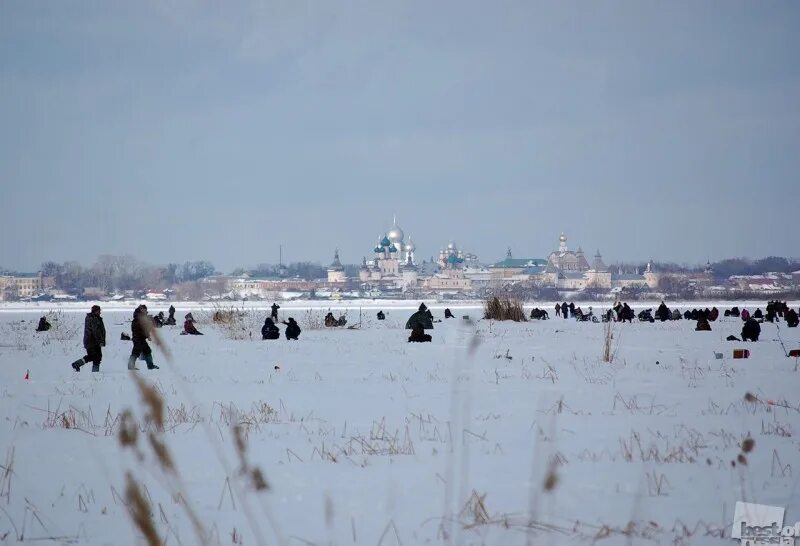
[601,319,620,363]
[201,304,263,341]
[0,447,13,505]
[124,472,160,546]
[483,297,527,322]
[42,309,81,342]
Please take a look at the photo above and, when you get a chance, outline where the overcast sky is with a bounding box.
[2,1,798,272]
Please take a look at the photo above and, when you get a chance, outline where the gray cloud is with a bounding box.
[2,1,798,271]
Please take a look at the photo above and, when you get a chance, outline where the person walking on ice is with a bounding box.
[127,305,159,370]
[70,305,106,372]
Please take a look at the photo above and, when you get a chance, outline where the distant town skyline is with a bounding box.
[2,2,799,272]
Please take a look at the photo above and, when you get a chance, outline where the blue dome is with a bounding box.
[388,244,398,253]
[374,245,383,253]
[380,236,391,247]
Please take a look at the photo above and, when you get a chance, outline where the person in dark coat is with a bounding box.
[555,303,562,318]
[765,302,777,322]
[70,305,106,372]
[622,303,634,323]
[695,316,712,331]
[444,308,454,319]
[785,308,799,328]
[709,307,719,322]
[36,316,51,332]
[376,311,385,320]
[153,311,165,328]
[753,308,763,320]
[406,303,434,329]
[282,318,301,340]
[655,301,670,322]
[530,308,549,320]
[741,318,761,342]
[568,302,575,318]
[683,310,691,320]
[165,305,177,325]
[183,313,203,335]
[408,324,432,343]
[128,305,159,370]
[562,301,569,319]
[324,312,337,327]
[270,303,280,321]
[261,317,280,340]
[671,309,682,320]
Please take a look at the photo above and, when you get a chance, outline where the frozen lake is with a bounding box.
[0,302,798,545]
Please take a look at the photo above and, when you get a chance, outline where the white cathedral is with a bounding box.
[359,217,419,288]
[541,232,659,290]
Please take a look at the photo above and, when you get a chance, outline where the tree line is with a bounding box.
[36,257,217,295]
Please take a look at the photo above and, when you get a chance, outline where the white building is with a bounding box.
[359,217,418,289]
[327,249,346,283]
[0,273,55,301]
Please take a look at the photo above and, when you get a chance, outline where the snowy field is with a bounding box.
[1,302,799,545]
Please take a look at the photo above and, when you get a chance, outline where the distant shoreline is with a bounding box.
[1,299,796,313]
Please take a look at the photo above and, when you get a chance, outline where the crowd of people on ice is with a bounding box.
[59,302,307,372]
[26,297,799,372]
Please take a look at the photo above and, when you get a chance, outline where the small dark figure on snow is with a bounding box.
[621,303,634,323]
[695,316,712,331]
[153,311,165,328]
[376,311,385,320]
[741,318,761,342]
[741,309,750,321]
[530,308,549,320]
[555,303,562,318]
[753,308,763,320]
[183,313,203,335]
[406,303,434,330]
[271,303,280,321]
[128,305,159,370]
[36,316,51,332]
[408,324,432,343]
[562,301,569,319]
[444,308,454,319]
[683,310,692,320]
[261,317,280,340]
[70,305,106,372]
[785,308,799,328]
[568,302,576,318]
[640,309,655,322]
[671,309,682,320]
[709,307,719,322]
[765,302,777,323]
[165,305,177,326]
[655,301,670,322]
[282,318,301,340]
[324,312,338,327]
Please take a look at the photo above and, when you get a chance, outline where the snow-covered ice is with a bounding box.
[0,302,798,545]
